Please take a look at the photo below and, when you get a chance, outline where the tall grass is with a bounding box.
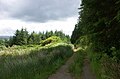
[0,44,73,79]
[69,49,85,79]
[86,46,120,79]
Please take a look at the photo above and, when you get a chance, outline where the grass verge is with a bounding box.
[69,49,85,79]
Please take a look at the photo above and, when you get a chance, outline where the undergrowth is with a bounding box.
[86,46,120,79]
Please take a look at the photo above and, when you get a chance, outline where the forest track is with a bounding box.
[48,54,76,79]
[48,51,96,79]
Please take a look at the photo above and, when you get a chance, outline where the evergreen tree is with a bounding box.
[7,28,70,46]
[71,0,120,55]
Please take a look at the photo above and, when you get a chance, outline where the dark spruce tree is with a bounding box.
[71,0,120,57]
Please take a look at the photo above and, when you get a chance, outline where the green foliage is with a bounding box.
[27,31,41,45]
[0,39,5,46]
[71,0,120,56]
[8,28,29,46]
[0,46,6,51]
[101,54,120,79]
[40,36,62,46]
[85,45,120,79]
[7,29,70,46]
[71,1,120,78]
[75,35,90,49]
[71,24,82,44]
[0,44,73,79]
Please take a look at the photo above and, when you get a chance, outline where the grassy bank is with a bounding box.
[0,43,73,79]
[69,48,85,79]
[86,46,120,79]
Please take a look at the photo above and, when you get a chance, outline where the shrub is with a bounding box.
[40,36,62,46]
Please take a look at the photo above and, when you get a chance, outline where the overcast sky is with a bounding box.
[0,0,80,36]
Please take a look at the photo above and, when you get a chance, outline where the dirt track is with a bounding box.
[48,53,96,79]
[48,54,75,79]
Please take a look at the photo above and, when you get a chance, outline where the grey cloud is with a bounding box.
[0,0,80,22]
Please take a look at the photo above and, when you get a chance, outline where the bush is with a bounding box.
[0,46,6,51]
[40,36,62,46]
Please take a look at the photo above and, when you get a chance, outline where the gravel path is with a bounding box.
[48,54,76,79]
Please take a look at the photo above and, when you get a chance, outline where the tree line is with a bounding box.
[71,0,120,58]
[5,28,70,47]
[71,1,120,78]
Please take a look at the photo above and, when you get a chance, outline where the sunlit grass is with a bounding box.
[0,43,73,79]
